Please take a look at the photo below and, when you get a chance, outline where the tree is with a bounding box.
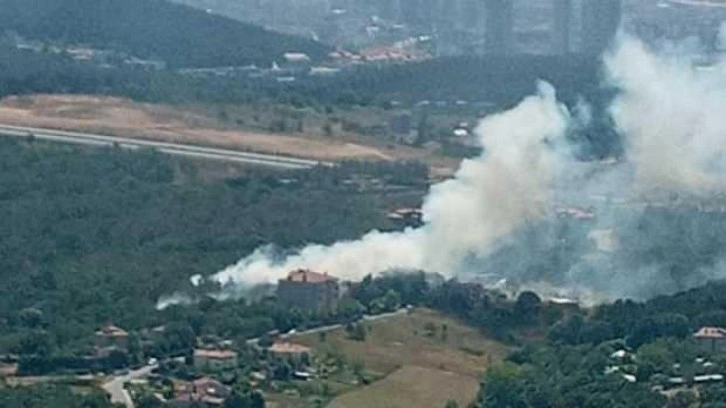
[18,308,44,329]
[127,332,143,366]
[351,359,365,380]
[163,323,196,354]
[346,323,367,341]
[548,314,584,345]
[136,394,163,408]
[514,291,542,324]
[424,322,438,338]
[480,362,527,407]
[18,330,53,357]
[273,361,292,381]
[258,333,273,349]
[224,389,264,408]
[381,290,402,312]
[323,122,333,137]
[666,390,697,408]
[415,113,430,146]
[105,349,131,371]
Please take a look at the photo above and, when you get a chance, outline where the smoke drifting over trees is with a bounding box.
[208,35,726,302]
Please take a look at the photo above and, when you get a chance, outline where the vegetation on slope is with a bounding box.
[0,139,424,355]
[0,384,112,408]
[0,0,329,68]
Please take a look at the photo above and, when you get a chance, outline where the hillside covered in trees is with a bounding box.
[300,54,603,106]
[0,0,329,68]
[0,138,426,356]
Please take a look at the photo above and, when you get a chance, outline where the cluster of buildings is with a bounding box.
[602,326,726,391]
[4,31,168,70]
[178,0,623,57]
[329,0,624,56]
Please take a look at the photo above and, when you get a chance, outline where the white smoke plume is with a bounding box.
[158,34,726,308]
[212,82,570,286]
[607,37,726,194]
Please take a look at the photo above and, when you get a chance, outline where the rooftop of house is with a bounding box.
[95,325,129,338]
[694,326,726,339]
[284,269,338,284]
[175,377,230,406]
[283,52,311,62]
[193,349,238,360]
[269,342,312,355]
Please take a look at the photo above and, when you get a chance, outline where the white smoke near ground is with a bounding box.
[158,34,726,308]
[156,293,196,310]
[212,82,569,286]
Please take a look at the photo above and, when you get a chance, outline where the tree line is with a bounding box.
[0,139,409,361]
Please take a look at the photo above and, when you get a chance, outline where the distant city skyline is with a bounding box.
[170,0,627,57]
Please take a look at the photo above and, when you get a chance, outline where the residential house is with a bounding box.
[94,325,129,350]
[193,349,238,371]
[277,269,340,311]
[175,377,231,406]
[694,327,726,353]
[268,342,312,359]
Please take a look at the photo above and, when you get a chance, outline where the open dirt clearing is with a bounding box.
[0,95,431,162]
[327,365,480,408]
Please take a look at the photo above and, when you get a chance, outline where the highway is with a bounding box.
[0,124,331,170]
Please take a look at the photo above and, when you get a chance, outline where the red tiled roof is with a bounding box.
[694,327,726,339]
[269,342,312,355]
[175,377,229,406]
[96,325,129,337]
[193,349,237,360]
[286,269,337,283]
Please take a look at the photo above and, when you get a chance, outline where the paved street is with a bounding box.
[0,124,330,169]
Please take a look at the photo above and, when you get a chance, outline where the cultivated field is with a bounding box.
[327,365,480,408]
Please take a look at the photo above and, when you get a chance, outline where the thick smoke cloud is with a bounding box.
[160,35,726,308]
[608,38,726,194]
[212,82,569,286]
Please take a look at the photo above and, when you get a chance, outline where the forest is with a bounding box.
[0,42,621,158]
[0,45,604,107]
[337,273,726,407]
[0,138,428,358]
[0,0,329,68]
[4,136,726,405]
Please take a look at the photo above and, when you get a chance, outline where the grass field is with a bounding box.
[279,308,509,408]
[296,308,509,378]
[327,365,480,408]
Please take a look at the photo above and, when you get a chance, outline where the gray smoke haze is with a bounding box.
[211,81,569,286]
[608,38,726,194]
[159,34,726,308]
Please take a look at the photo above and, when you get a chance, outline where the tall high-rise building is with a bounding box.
[581,0,622,55]
[552,0,573,54]
[485,0,514,55]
